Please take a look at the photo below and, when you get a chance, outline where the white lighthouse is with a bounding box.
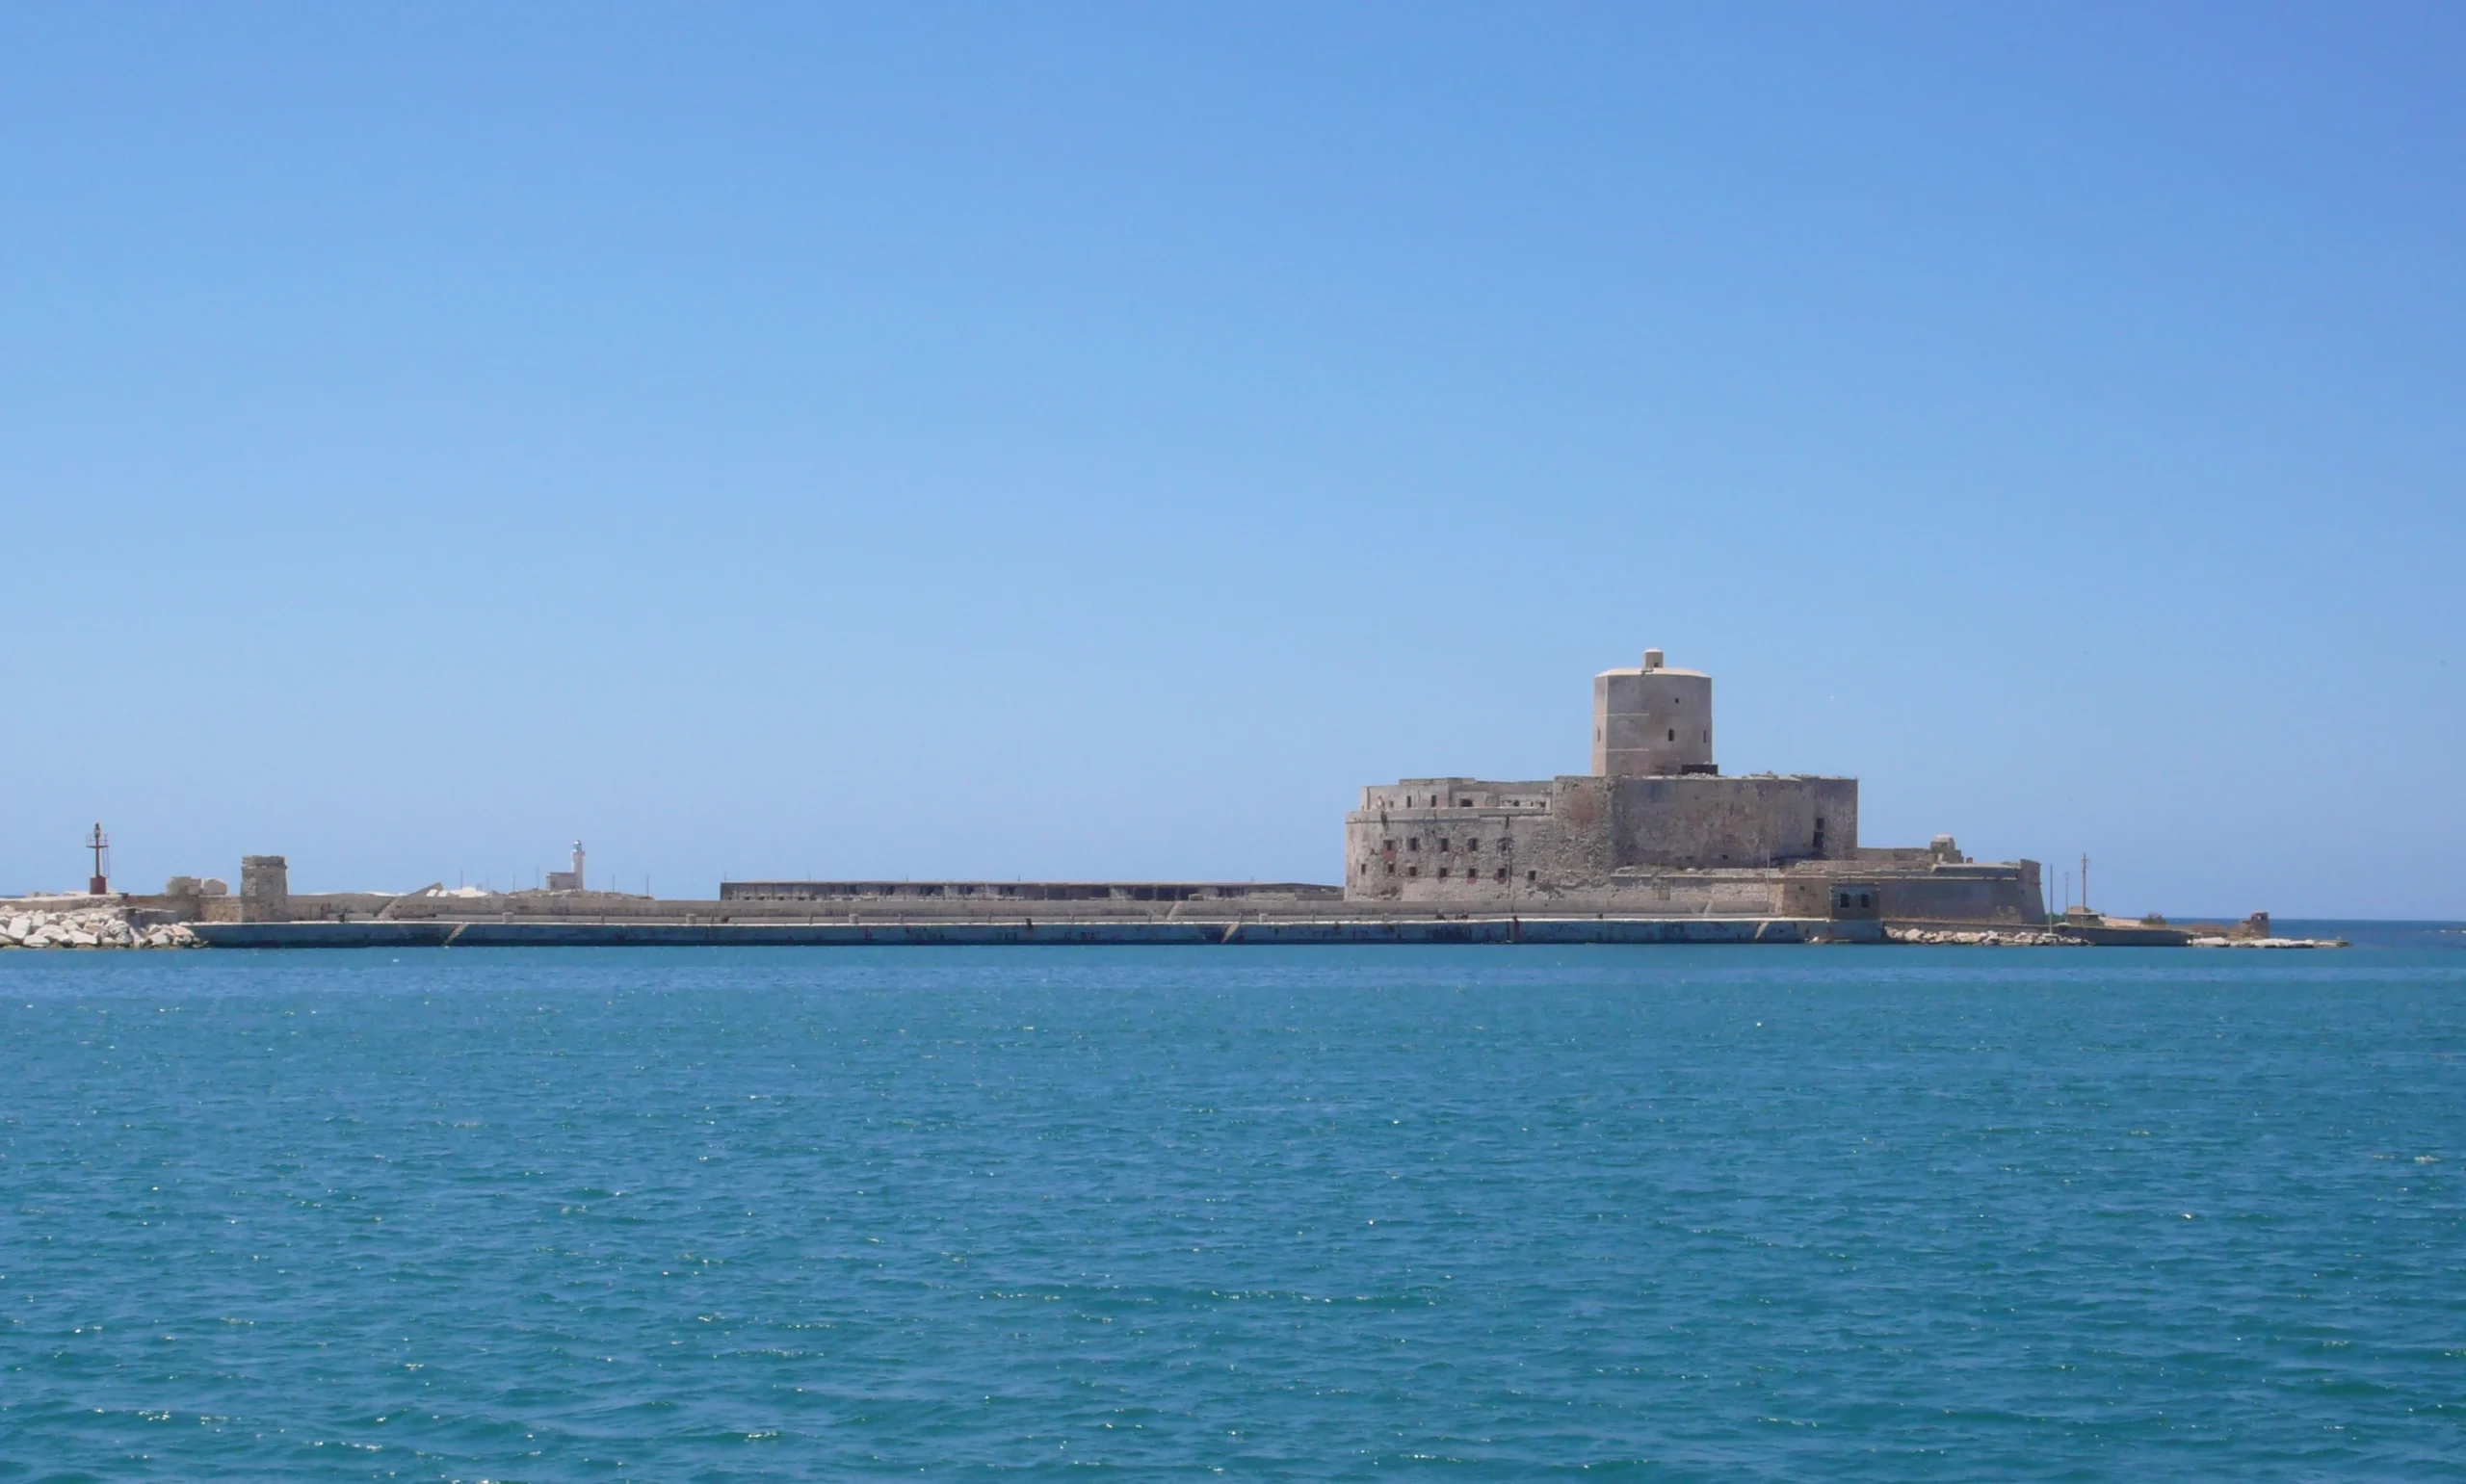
[545,841,587,893]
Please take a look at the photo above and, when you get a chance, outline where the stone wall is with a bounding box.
[721,880,1343,904]
[1775,859,2044,924]
[1344,772,1857,905]
[1610,774,1858,869]
[238,856,289,923]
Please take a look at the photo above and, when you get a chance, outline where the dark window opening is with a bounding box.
[1437,868,1449,879]
[1458,797,1471,807]
[1468,839,1481,851]
[1439,839,1450,852]
[1495,868,1508,882]
[1667,728,1676,742]
[1526,871,1537,882]
[1407,866,1419,877]
[1408,838,1420,850]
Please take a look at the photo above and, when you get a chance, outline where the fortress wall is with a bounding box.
[1345,772,1856,903]
[1354,856,2037,921]
[720,881,1340,904]
[1537,872,1787,915]
[1877,863,2045,924]
[1609,775,1858,869]
[1343,776,1612,902]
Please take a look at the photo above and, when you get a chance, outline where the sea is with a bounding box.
[3,926,2462,1479]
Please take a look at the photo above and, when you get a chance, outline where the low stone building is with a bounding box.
[1344,650,2044,924]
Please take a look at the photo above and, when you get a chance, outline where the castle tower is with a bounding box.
[239,855,290,923]
[1591,648,1716,776]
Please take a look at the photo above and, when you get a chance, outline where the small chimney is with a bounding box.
[1641,648,1665,670]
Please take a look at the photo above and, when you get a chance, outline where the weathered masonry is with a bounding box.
[721,880,1341,905]
[1344,649,2044,923]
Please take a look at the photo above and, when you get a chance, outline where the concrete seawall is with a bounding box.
[191,916,1883,949]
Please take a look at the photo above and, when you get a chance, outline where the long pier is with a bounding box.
[190,915,1881,949]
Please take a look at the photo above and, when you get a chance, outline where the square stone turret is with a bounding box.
[239,855,290,923]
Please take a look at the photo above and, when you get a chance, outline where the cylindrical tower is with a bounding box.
[1591,648,1716,776]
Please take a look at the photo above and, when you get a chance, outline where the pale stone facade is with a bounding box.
[238,855,290,923]
[1592,648,1715,776]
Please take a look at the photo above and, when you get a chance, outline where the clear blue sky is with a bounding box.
[3,4,2459,917]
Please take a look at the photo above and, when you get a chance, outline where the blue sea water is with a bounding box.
[3,934,2463,1480]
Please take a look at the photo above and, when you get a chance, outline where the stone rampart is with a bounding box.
[721,880,1342,904]
[1345,772,1857,905]
[238,856,289,923]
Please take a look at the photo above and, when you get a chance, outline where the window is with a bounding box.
[1437,868,1449,879]
[1382,839,1395,852]
[1408,838,1420,850]
[1526,871,1536,882]
[1439,839,1450,852]
[1386,862,1396,875]
[1468,839,1481,851]
[1458,797,1471,807]
[1667,728,1676,742]
[1408,866,1419,877]
[1496,868,1508,882]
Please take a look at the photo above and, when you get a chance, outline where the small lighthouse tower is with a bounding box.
[546,841,588,893]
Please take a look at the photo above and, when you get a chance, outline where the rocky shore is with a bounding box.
[1887,925,2345,949]
[2,904,201,950]
[1887,927,2089,947]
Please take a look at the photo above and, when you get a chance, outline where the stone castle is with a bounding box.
[1343,649,2044,924]
[109,649,2045,936]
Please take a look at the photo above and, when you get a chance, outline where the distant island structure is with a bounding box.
[19,646,2322,947]
[1344,649,2043,923]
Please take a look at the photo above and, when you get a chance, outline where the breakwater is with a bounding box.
[3,903,200,950]
[189,915,1880,948]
